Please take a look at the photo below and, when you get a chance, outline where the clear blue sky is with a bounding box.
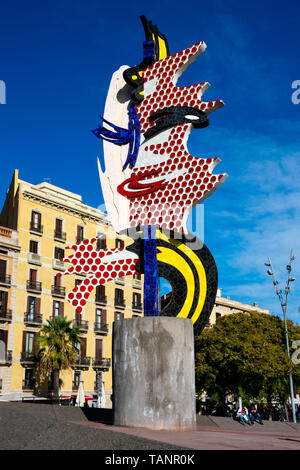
[1,0,300,321]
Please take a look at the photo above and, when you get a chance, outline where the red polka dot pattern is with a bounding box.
[56,238,139,314]
[117,41,227,232]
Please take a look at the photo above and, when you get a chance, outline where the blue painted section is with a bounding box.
[92,107,140,170]
[143,226,159,316]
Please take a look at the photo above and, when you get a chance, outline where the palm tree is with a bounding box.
[37,316,81,399]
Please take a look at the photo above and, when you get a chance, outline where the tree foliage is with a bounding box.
[195,311,300,407]
[37,316,81,396]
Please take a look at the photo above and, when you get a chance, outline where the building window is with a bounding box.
[76,225,84,243]
[115,288,124,307]
[133,292,141,307]
[96,308,102,328]
[31,211,42,232]
[115,239,124,249]
[52,300,63,318]
[0,291,8,312]
[75,279,82,287]
[0,259,7,283]
[133,273,141,280]
[29,240,38,254]
[115,312,124,321]
[97,233,107,250]
[28,296,36,315]
[216,313,222,320]
[25,332,35,353]
[54,218,65,240]
[54,247,64,260]
[95,285,106,302]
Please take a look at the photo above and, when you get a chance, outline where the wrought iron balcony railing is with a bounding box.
[54,230,66,241]
[24,313,43,325]
[92,358,111,368]
[94,322,109,333]
[114,298,126,308]
[0,274,11,286]
[20,352,37,363]
[132,303,143,311]
[30,222,43,234]
[73,319,89,331]
[0,310,12,322]
[95,294,107,304]
[26,280,42,292]
[51,285,66,297]
[72,356,91,367]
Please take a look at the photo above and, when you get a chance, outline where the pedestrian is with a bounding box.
[249,404,264,425]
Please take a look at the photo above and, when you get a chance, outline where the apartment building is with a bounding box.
[0,225,20,395]
[0,170,143,406]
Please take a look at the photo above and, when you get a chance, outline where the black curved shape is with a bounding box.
[144,106,209,140]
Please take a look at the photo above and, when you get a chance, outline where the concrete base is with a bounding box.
[113,317,196,430]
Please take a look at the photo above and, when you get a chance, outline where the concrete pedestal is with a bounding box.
[113,317,196,430]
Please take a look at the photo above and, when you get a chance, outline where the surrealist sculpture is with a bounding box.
[58,16,227,428]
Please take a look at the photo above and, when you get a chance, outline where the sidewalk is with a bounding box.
[1,402,300,450]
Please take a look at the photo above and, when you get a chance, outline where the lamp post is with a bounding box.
[265,250,297,423]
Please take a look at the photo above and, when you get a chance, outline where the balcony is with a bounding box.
[72,356,91,368]
[54,230,66,242]
[0,227,12,238]
[115,276,125,285]
[20,352,37,364]
[73,319,89,332]
[94,322,109,334]
[0,350,12,365]
[114,298,126,309]
[24,313,43,326]
[30,222,43,235]
[0,310,12,323]
[22,378,36,390]
[28,252,42,266]
[52,258,65,271]
[26,280,42,293]
[92,358,111,370]
[0,275,11,287]
[95,294,107,305]
[132,303,143,312]
[51,285,66,297]
[133,278,142,289]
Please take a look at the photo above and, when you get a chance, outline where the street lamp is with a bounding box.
[265,250,297,423]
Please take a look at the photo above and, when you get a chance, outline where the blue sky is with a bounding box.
[1,0,300,321]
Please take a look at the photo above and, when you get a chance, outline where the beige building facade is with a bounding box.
[0,170,143,405]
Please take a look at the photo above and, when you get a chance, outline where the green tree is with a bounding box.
[37,316,81,398]
[195,312,300,410]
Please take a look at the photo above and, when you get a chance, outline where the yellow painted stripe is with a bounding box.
[157,246,194,318]
[157,231,207,324]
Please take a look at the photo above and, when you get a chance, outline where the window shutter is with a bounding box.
[81,337,87,357]
[26,296,30,314]
[75,309,81,322]
[34,332,40,356]
[0,260,6,278]
[59,302,64,318]
[95,339,103,359]
[35,297,40,315]
[22,331,27,352]
[102,309,107,325]
[52,301,56,319]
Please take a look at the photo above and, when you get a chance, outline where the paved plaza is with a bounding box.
[1,402,300,450]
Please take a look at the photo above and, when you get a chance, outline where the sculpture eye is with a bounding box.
[185,115,200,120]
